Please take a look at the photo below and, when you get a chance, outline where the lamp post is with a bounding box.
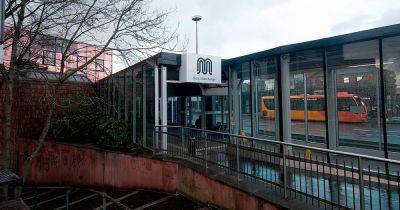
[192,15,202,54]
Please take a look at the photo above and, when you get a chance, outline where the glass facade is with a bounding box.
[135,69,143,143]
[226,31,400,157]
[205,96,228,131]
[327,40,383,152]
[99,26,400,158]
[254,56,278,140]
[383,36,400,156]
[239,62,252,135]
[145,66,155,148]
[289,49,325,143]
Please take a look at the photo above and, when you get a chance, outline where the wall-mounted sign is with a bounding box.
[180,53,221,84]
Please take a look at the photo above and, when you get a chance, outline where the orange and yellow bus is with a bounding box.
[261,92,368,123]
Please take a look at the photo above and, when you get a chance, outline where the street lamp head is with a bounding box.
[192,15,202,22]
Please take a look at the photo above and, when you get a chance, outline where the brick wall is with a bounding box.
[0,78,94,169]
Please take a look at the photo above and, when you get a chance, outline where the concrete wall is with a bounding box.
[16,139,280,210]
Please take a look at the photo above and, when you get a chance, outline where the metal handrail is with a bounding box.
[154,125,400,165]
[154,125,400,210]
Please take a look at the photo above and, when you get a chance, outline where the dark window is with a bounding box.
[290,98,304,110]
[263,99,275,110]
[337,98,355,111]
[307,98,325,111]
[77,56,87,70]
[95,59,105,71]
[43,50,56,66]
[383,36,400,154]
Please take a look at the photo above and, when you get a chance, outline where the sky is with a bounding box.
[113,0,400,72]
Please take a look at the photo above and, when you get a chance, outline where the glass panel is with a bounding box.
[327,40,383,151]
[119,74,125,121]
[135,70,143,143]
[289,49,326,143]
[254,56,278,140]
[205,96,228,131]
[113,75,119,118]
[145,68,155,147]
[125,70,134,141]
[383,36,400,154]
[191,96,202,127]
[167,97,179,125]
[239,62,251,135]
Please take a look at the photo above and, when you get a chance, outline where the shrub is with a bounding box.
[51,93,132,149]
[97,117,132,149]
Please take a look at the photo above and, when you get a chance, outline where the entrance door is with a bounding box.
[205,96,228,131]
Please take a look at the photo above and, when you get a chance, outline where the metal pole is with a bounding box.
[205,131,208,172]
[181,127,184,156]
[161,66,168,152]
[153,128,156,154]
[195,21,198,54]
[358,157,365,210]
[102,191,106,210]
[283,145,288,199]
[236,137,240,184]
[304,73,309,142]
[65,189,70,210]
[192,15,201,54]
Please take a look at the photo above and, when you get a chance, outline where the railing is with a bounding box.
[153,125,400,210]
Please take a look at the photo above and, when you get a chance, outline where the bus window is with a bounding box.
[351,96,365,114]
[307,98,325,111]
[291,98,304,110]
[337,98,354,111]
[263,98,275,110]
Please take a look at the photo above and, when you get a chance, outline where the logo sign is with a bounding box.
[180,53,221,84]
[197,57,212,75]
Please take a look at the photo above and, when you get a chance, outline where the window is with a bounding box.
[254,56,278,139]
[95,59,105,71]
[383,36,400,154]
[43,50,56,66]
[288,49,326,143]
[263,99,275,110]
[327,40,382,151]
[307,98,325,111]
[77,56,87,70]
[239,62,251,135]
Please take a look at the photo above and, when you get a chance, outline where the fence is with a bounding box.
[154,125,400,210]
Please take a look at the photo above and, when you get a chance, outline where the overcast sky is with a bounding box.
[113,0,400,72]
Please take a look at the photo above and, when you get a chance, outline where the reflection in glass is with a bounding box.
[145,68,155,147]
[205,96,229,131]
[113,75,119,118]
[289,49,326,143]
[239,62,251,135]
[327,40,383,150]
[167,97,179,125]
[119,74,125,121]
[125,71,134,141]
[383,36,400,153]
[190,96,202,126]
[254,56,278,140]
[135,70,143,142]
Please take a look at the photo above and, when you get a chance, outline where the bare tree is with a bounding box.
[1,0,181,185]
